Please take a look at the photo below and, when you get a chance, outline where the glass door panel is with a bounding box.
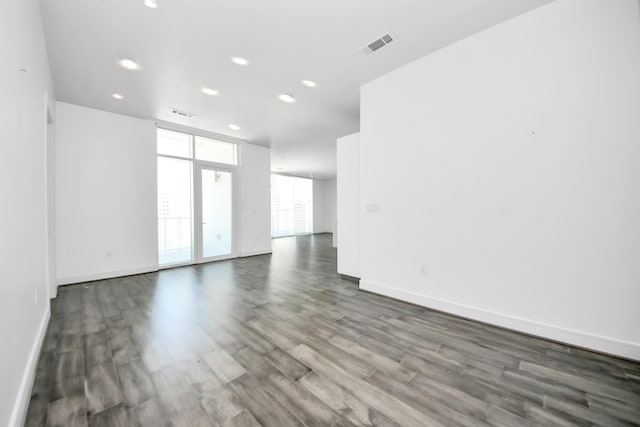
[201,168,232,258]
[158,157,193,265]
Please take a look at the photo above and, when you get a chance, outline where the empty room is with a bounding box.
[2,0,639,426]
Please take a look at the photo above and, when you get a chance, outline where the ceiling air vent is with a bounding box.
[361,33,394,54]
[171,108,194,118]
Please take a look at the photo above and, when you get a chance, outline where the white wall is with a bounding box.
[0,0,55,425]
[313,179,326,233]
[312,179,336,235]
[324,179,337,245]
[337,133,360,278]
[56,103,158,284]
[359,0,640,360]
[239,143,272,256]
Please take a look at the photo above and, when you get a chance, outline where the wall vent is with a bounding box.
[361,33,394,54]
[171,108,194,118]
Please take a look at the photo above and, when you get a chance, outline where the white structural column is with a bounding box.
[336,132,360,278]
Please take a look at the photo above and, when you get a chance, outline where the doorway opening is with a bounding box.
[270,174,313,238]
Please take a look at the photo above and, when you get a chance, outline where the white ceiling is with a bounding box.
[40,0,552,179]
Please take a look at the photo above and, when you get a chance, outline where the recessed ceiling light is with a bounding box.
[119,58,140,70]
[302,80,317,88]
[278,94,296,104]
[231,57,250,66]
[112,93,124,100]
[228,124,241,131]
[143,0,158,8]
[201,87,219,96]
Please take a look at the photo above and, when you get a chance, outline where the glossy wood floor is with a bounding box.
[26,234,640,426]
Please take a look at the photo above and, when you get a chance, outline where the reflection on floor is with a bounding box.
[25,234,640,426]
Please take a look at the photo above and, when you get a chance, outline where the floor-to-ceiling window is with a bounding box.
[157,128,237,266]
[157,130,194,265]
[271,174,313,237]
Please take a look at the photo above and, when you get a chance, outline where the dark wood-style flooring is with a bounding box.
[25,234,640,426]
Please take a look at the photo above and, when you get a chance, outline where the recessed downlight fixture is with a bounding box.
[112,93,124,100]
[228,124,241,131]
[144,0,158,8]
[302,80,317,88]
[231,57,249,66]
[201,87,219,96]
[278,93,296,103]
[119,58,140,70]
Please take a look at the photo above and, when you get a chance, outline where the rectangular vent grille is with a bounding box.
[362,33,394,54]
[368,39,386,52]
[171,108,194,118]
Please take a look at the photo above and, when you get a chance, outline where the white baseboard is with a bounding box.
[240,249,273,258]
[9,305,50,427]
[360,279,640,361]
[56,264,158,285]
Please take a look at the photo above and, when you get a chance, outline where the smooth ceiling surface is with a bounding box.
[40,0,552,179]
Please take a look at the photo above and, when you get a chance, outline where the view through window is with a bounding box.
[271,174,313,237]
[157,128,237,266]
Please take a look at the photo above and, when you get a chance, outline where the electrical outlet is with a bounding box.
[420,265,428,275]
[106,250,112,258]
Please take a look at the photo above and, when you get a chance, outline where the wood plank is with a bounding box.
[202,349,247,384]
[226,374,305,426]
[199,387,244,424]
[85,362,123,415]
[46,396,87,427]
[88,404,129,427]
[116,359,156,407]
[264,372,340,425]
[289,343,444,426]
[264,347,311,381]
